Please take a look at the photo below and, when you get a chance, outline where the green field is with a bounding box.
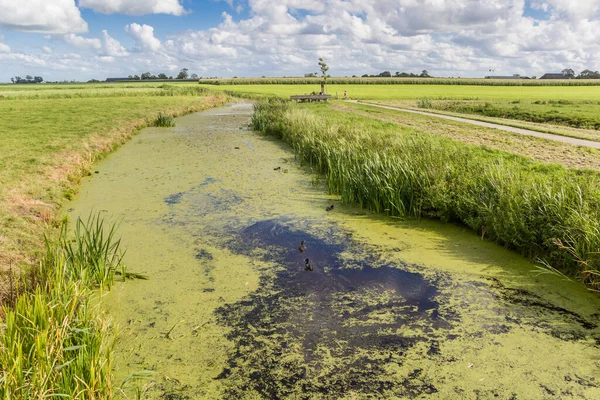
[201,83,600,101]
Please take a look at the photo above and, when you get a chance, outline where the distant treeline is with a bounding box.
[199,77,600,86]
[11,75,43,84]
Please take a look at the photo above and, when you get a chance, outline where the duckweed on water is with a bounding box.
[252,99,600,290]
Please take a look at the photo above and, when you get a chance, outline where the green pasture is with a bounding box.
[202,83,600,101]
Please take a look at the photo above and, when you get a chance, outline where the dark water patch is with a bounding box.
[164,192,184,205]
[215,219,450,398]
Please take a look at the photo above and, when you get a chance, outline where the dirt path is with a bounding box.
[351,100,600,149]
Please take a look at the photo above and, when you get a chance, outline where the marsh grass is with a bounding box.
[0,214,124,398]
[153,112,176,127]
[253,100,600,290]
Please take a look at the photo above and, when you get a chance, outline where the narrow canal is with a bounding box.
[69,103,600,399]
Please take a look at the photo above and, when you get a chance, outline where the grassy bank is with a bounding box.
[0,215,124,398]
[253,100,600,290]
[0,86,226,284]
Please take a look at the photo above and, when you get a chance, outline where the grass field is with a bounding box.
[201,83,600,101]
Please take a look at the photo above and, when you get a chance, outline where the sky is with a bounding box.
[0,0,599,82]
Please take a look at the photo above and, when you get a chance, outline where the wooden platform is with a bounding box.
[290,94,332,102]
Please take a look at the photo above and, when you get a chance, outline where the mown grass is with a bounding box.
[428,100,600,130]
[253,100,600,290]
[0,215,124,398]
[0,86,226,277]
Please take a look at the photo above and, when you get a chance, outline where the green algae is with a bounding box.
[67,104,600,399]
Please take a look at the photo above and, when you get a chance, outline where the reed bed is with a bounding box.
[202,77,600,86]
[253,99,600,290]
[153,112,176,127]
[0,215,124,398]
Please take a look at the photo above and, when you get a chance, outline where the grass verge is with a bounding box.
[0,215,124,398]
[253,99,600,291]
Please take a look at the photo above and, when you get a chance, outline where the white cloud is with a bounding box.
[63,34,102,50]
[43,46,52,53]
[0,0,87,34]
[126,23,162,52]
[0,42,10,53]
[102,30,129,56]
[79,0,186,16]
[3,0,600,82]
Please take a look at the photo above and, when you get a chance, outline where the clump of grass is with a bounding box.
[252,100,600,290]
[0,214,125,398]
[416,98,432,109]
[153,112,175,127]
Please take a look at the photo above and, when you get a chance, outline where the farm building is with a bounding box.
[485,75,530,79]
[540,73,571,79]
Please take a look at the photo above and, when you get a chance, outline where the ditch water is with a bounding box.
[69,103,600,399]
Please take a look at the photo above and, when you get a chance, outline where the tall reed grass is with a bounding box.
[252,100,600,290]
[202,77,600,86]
[0,214,125,398]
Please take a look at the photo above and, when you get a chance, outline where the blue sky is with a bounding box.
[0,0,599,82]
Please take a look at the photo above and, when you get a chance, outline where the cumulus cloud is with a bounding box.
[0,42,10,53]
[126,23,162,52]
[3,0,600,81]
[63,33,102,50]
[0,0,87,34]
[102,30,129,56]
[79,0,186,16]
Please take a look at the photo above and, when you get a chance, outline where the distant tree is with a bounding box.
[133,75,140,80]
[87,79,100,83]
[34,76,43,83]
[318,57,329,93]
[10,77,14,83]
[378,71,392,77]
[191,73,199,79]
[361,74,369,77]
[157,73,168,79]
[141,72,152,80]
[578,69,600,79]
[304,72,317,77]
[420,70,430,77]
[176,68,189,79]
[562,68,575,78]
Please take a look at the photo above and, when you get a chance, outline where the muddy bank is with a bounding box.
[69,103,600,399]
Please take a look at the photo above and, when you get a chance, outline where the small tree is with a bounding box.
[191,73,198,79]
[141,72,152,80]
[562,68,575,78]
[34,76,43,83]
[420,70,430,77]
[318,57,329,93]
[158,73,168,79]
[176,68,189,80]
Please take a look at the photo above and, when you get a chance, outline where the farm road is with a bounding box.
[350,100,600,149]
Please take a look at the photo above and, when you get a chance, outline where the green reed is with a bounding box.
[0,214,125,398]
